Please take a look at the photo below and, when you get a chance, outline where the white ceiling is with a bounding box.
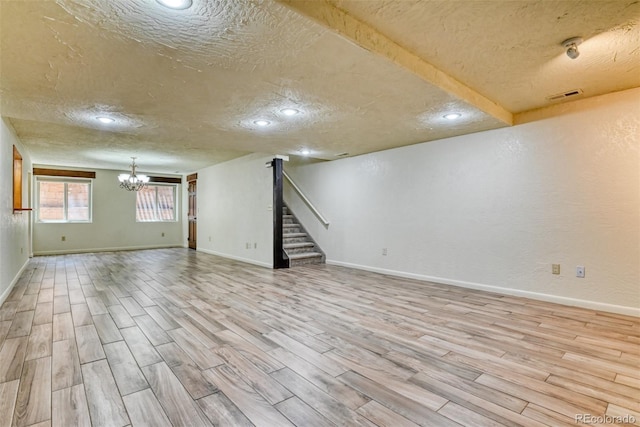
[1,0,638,173]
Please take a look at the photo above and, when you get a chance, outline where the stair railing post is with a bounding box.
[272,158,289,269]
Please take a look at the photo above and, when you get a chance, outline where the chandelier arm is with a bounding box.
[118,157,148,191]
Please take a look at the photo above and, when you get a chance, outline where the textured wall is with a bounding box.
[285,88,640,315]
[0,118,31,304]
[196,153,274,268]
[32,168,183,254]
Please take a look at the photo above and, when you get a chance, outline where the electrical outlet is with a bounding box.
[20,247,23,254]
[382,248,388,256]
[576,266,585,278]
[208,236,212,242]
[552,264,560,275]
[246,242,250,249]
[161,232,165,237]
[61,236,66,242]
[254,242,257,249]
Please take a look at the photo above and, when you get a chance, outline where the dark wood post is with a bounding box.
[272,158,289,269]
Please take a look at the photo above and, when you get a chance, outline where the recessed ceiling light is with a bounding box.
[96,116,115,124]
[443,113,462,120]
[281,108,300,116]
[254,120,270,127]
[156,0,193,10]
[300,149,310,156]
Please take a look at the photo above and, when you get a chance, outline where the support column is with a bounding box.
[272,158,289,269]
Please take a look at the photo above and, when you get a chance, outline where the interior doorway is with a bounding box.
[187,173,197,250]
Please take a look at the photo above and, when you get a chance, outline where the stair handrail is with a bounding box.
[283,170,330,227]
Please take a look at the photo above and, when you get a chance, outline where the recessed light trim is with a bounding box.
[96,116,115,124]
[300,149,310,156]
[443,113,462,120]
[253,120,271,127]
[156,0,193,10]
[281,108,300,116]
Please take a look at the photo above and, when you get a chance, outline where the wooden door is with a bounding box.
[187,176,197,250]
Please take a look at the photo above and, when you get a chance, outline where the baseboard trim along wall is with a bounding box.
[327,259,640,317]
[197,248,273,269]
[32,244,182,256]
[0,258,30,307]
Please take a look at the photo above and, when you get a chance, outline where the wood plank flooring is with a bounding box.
[0,248,638,426]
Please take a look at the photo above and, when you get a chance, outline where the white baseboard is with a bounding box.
[327,259,640,317]
[33,244,182,256]
[197,248,272,269]
[0,258,30,307]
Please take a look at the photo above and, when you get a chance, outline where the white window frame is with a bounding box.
[136,183,178,222]
[36,178,93,223]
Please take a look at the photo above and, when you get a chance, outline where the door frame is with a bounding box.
[187,173,197,250]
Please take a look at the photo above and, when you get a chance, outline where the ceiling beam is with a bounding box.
[277,0,513,126]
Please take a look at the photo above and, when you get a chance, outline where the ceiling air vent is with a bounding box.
[546,88,583,102]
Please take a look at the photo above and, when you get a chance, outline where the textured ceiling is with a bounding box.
[1,0,638,173]
[321,0,640,113]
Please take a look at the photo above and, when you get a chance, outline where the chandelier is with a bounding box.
[118,157,149,191]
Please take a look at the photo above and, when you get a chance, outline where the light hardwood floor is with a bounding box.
[0,248,638,426]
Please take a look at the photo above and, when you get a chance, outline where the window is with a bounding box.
[37,179,92,222]
[136,184,177,222]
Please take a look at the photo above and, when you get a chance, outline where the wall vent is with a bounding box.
[546,88,583,102]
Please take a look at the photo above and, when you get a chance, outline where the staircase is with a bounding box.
[282,205,325,267]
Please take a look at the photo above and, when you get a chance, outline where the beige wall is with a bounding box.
[0,118,32,305]
[285,88,640,316]
[195,153,274,268]
[33,167,183,255]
